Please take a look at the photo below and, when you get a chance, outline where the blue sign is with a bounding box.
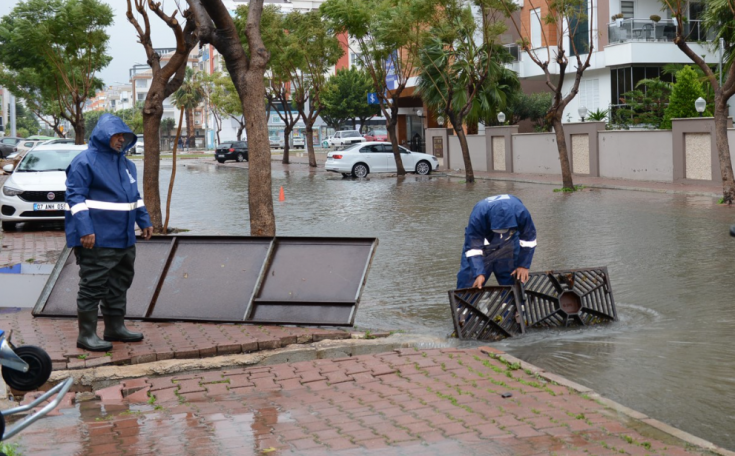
[367,93,380,105]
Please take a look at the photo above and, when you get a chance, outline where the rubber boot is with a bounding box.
[103,315,144,342]
[77,311,113,352]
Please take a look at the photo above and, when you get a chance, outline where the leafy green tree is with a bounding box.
[84,110,107,141]
[160,117,176,150]
[279,10,342,167]
[662,0,735,203]
[171,67,205,148]
[322,0,440,175]
[417,1,519,182]
[505,92,553,131]
[210,72,247,141]
[15,103,40,136]
[321,67,379,132]
[661,66,707,129]
[614,78,672,129]
[0,0,112,144]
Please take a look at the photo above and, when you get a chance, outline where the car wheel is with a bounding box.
[1,221,17,231]
[217,159,225,164]
[236,153,244,162]
[416,160,432,175]
[352,163,369,178]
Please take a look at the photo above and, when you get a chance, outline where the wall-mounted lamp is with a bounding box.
[695,97,706,117]
[497,112,506,124]
[437,116,445,127]
[578,106,588,122]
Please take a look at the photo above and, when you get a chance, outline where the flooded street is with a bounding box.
[141,160,735,448]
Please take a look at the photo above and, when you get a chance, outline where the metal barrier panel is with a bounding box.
[249,238,377,325]
[148,237,272,321]
[35,239,173,318]
[33,236,378,327]
[523,267,617,327]
[448,286,524,341]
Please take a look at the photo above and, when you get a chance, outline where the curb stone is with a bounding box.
[479,346,735,456]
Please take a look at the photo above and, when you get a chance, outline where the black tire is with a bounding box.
[236,153,244,162]
[1,345,53,392]
[1,221,17,231]
[0,409,5,441]
[352,163,369,178]
[341,173,351,178]
[217,159,225,164]
[416,160,432,176]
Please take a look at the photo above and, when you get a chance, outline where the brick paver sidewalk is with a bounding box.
[0,308,355,371]
[0,230,66,268]
[9,347,729,456]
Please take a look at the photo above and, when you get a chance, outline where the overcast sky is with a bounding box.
[0,0,179,86]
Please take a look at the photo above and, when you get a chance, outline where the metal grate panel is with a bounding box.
[33,236,377,326]
[523,267,617,327]
[448,286,525,341]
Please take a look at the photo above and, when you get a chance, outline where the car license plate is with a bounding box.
[217,154,224,157]
[33,203,66,211]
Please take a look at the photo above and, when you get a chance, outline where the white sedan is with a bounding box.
[325,141,439,178]
[0,145,86,231]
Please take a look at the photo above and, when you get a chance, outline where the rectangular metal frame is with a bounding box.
[448,285,525,341]
[33,236,378,327]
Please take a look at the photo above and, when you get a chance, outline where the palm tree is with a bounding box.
[171,67,204,150]
[416,12,520,183]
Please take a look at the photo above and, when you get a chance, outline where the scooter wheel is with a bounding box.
[1,345,52,392]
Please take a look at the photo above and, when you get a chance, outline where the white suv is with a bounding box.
[328,130,366,147]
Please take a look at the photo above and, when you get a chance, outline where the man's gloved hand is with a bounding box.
[81,234,95,249]
[511,267,529,284]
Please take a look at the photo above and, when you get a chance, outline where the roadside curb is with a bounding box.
[480,346,735,456]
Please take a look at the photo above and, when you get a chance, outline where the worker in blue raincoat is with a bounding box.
[65,114,153,352]
[457,194,537,289]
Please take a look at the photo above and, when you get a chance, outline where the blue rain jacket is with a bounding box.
[456,194,537,288]
[64,114,152,248]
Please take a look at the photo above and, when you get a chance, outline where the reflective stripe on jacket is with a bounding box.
[462,194,537,281]
[64,114,152,248]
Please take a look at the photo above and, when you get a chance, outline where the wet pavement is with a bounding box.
[8,346,733,456]
[2,155,735,452]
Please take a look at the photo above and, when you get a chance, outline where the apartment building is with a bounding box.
[509,0,725,122]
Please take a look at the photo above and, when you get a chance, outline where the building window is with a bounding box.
[350,52,362,68]
[137,93,145,101]
[569,0,589,57]
[610,66,675,109]
[136,79,148,89]
[621,1,634,19]
[531,8,542,48]
[578,78,599,111]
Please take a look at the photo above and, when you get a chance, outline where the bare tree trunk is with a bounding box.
[282,124,292,164]
[73,107,85,145]
[236,121,245,141]
[714,98,735,203]
[386,104,406,175]
[142,80,166,230]
[164,107,185,234]
[451,113,474,183]
[306,123,316,167]
[185,107,194,148]
[243,79,274,235]
[551,116,574,190]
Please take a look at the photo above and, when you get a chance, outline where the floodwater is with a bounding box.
[146,160,735,450]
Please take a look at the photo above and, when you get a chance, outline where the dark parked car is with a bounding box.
[215,141,248,163]
[0,137,23,159]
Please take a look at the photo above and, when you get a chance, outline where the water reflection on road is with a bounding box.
[147,160,735,449]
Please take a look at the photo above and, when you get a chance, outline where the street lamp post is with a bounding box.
[578,106,588,122]
[695,97,706,117]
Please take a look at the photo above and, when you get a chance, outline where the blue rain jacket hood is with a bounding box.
[457,194,537,287]
[64,114,152,248]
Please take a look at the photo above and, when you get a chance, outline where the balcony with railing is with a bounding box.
[608,19,715,45]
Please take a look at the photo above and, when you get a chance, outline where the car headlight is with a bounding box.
[2,186,23,197]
